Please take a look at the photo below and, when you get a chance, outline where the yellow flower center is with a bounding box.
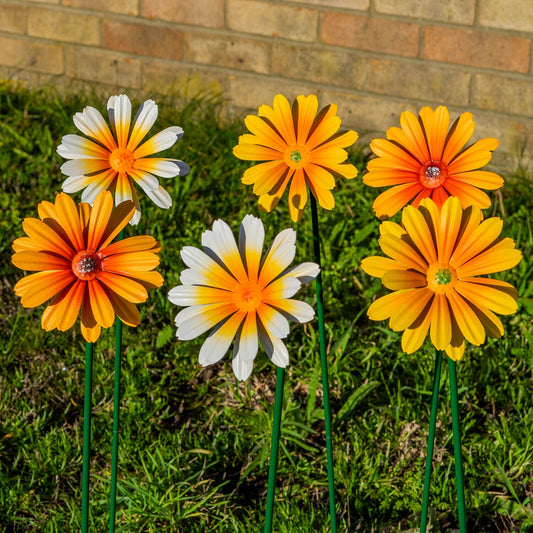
[427,263,457,294]
[109,147,135,173]
[284,144,310,169]
[420,161,447,189]
[72,251,101,281]
[233,280,263,312]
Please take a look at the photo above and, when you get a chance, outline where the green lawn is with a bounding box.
[0,83,532,532]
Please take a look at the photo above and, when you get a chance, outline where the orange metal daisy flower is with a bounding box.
[233,94,358,222]
[364,106,503,218]
[361,196,521,359]
[57,94,189,225]
[12,191,164,342]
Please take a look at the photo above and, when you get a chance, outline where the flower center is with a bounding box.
[284,144,309,169]
[420,160,447,189]
[233,280,263,313]
[72,251,101,281]
[426,263,457,294]
[109,147,135,173]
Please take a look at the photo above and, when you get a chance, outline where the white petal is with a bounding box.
[264,277,302,299]
[74,106,114,147]
[259,228,296,284]
[128,99,158,150]
[129,169,159,193]
[202,220,247,279]
[234,314,259,361]
[107,94,132,147]
[57,134,106,159]
[239,214,264,280]
[269,337,289,367]
[257,304,290,338]
[173,305,220,340]
[274,299,315,323]
[60,159,109,176]
[134,126,183,159]
[62,175,92,193]
[281,262,320,284]
[138,159,189,178]
[199,326,235,366]
[145,185,172,209]
[232,353,254,381]
[179,246,236,290]
[257,323,289,368]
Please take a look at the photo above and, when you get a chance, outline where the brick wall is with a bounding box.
[1,0,532,165]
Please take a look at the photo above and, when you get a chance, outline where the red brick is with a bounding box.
[142,61,226,96]
[228,75,316,113]
[479,0,533,33]
[63,0,138,15]
[141,0,224,29]
[184,33,270,74]
[375,0,474,24]
[103,20,183,61]
[424,26,530,74]
[321,12,419,57]
[474,74,533,118]
[0,35,63,74]
[368,58,470,106]
[28,7,99,45]
[320,89,418,137]
[227,0,318,42]
[271,43,366,89]
[285,0,369,9]
[65,46,141,88]
[0,4,26,34]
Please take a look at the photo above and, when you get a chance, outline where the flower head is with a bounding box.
[361,197,521,359]
[168,215,319,380]
[57,94,189,225]
[12,191,164,342]
[364,106,503,218]
[233,94,358,222]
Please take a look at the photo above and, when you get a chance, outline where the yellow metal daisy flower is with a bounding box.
[168,214,319,380]
[233,94,358,222]
[12,191,163,342]
[361,196,521,359]
[364,106,503,218]
[57,94,189,225]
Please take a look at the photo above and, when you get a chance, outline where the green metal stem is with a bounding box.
[310,195,337,533]
[109,228,125,533]
[264,366,285,533]
[420,350,443,533]
[448,358,467,532]
[108,318,122,532]
[82,341,94,533]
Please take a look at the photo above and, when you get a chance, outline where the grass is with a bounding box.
[0,82,532,532]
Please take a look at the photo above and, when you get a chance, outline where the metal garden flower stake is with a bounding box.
[233,94,359,532]
[11,191,164,532]
[168,214,319,532]
[55,94,188,532]
[361,105,521,532]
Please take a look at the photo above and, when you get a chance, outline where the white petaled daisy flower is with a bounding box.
[57,94,189,225]
[168,214,319,381]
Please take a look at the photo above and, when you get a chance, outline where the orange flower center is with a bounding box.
[420,161,447,189]
[427,263,457,294]
[72,251,101,281]
[284,144,310,169]
[109,147,135,173]
[233,280,263,312]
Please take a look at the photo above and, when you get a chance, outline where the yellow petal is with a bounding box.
[455,279,518,315]
[429,295,452,350]
[379,233,428,272]
[360,256,403,278]
[382,270,427,290]
[446,290,485,345]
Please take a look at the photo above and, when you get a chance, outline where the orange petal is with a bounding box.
[88,279,116,328]
[420,106,449,161]
[442,112,475,165]
[14,270,76,307]
[372,182,423,218]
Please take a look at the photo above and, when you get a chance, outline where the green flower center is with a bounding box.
[435,268,453,285]
[291,150,302,163]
